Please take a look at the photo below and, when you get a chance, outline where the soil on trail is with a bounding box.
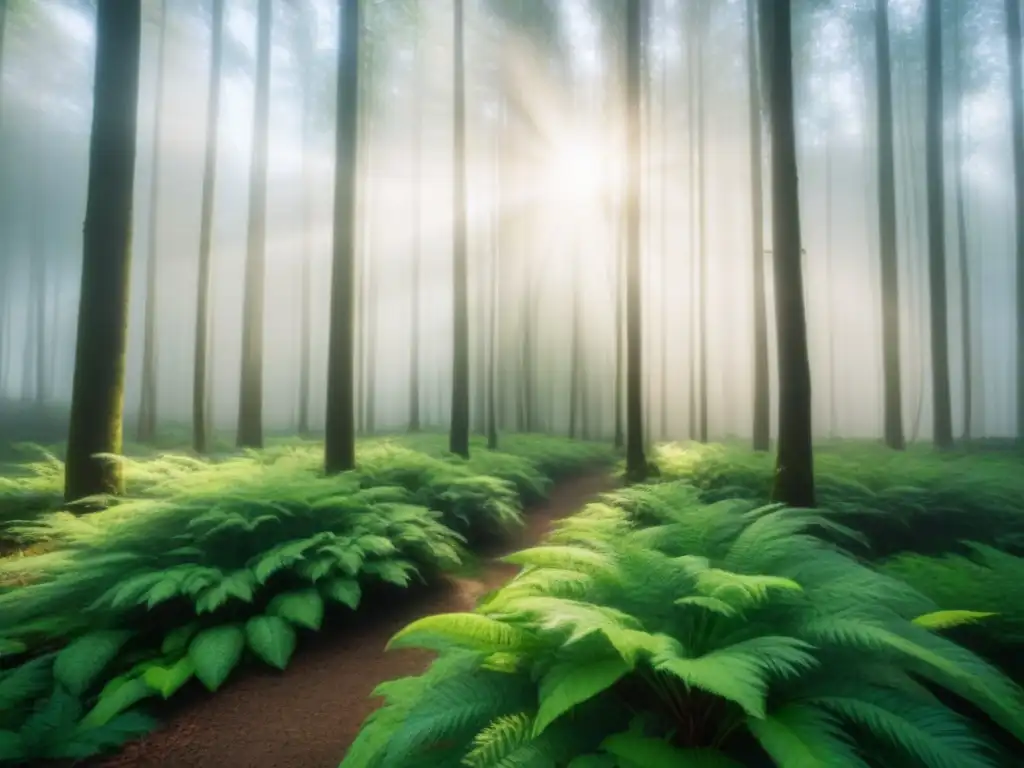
[87,472,615,768]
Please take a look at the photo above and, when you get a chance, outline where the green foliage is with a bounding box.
[342,482,1024,767]
[649,441,1024,558]
[0,434,612,763]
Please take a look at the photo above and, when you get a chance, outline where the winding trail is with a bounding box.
[87,472,615,768]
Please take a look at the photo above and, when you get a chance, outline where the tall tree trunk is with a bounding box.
[824,70,837,438]
[236,0,272,449]
[613,219,624,447]
[487,121,500,450]
[138,0,168,444]
[297,0,315,437]
[624,0,647,482]
[324,0,360,474]
[1007,0,1024,440]
[696,1,709,443]
[450,0,470,458]
[0,0,7,397]
[408,15,423,433]
[763,0,815,507]
[953,0,972,440]
[65,0,142,502]
[875,0,905,450]
[747,0,770,451]
[193,0,224,454]
[659,48,668,441]
[925,0,953,449]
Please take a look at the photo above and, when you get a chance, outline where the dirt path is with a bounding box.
[88,472,614,768]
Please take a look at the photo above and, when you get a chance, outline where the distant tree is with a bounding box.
[137,0,168,444]
[449,0,471,459]
[746,0,770,452]
[236,0,272,449]
[65,0,142,502]
[624,0,647,482]
[953,0,972,439]
[192,0,225,455]
[924,0,953,449]
[694,0,708,444]
[762,0,814,507]
[408,0,423,433]
[296,0,315,437]
[324,0,360,474]
[874,0,905,450]
[1007,0,1024,440]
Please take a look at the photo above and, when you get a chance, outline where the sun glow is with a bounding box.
[544,136,616,209]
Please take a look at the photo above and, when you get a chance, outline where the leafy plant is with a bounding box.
[649,442,1024,558]
[342,482,1024,767]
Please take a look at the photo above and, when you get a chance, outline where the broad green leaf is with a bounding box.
[194,570,258,614]
[161,622,201,656]
[268,589,324,631]
[602,732,743,767]
[387,613,529,653]
[60,711,159,760]
[188,624,245,692]
[53,630,133,697]
[80,678,157,729]
[912,610,997,631]
[533,657,630,736]
[245,615,297,670]
[322,578,361,610]
[142,656,196,699]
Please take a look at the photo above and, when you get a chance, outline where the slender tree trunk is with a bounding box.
[687,1,698,441]
[297,0,315,437]
[192,0,224,454]
[953,0,972,440]
[696,1,709,443]
[324,0,360,474]
[449,0,470,458]
[925,0,953,449]
[236,0,272,449]
[875,0,905,450]
[138,0,168,444]
[747,0,770,451]
[613,220,624,448]
[625,0,647,481]
[487,120,500,450]
[1006,0,1024,439]
[659,48,668,441]
[408,17,423,433]
[0,0,7,398]
[65,0,141,502]
[763,0,815,507]
[824,70,837,439]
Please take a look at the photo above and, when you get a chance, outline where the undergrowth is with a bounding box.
[649,442,1024,558]
[342,482,1024,767]
[0,435,614,764]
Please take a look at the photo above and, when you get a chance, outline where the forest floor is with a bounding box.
[81,471,616,768]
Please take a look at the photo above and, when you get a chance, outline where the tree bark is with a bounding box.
[1006,0,1024,440]
[297,0,315,437]
[449,0,471,459]
[925,0,953,449]
[65,0,142,502]
[236,0,272,449]
[763,0,815,508]
[408,9,423,433]
[138,0,168,444]
[875,0,905,450]
[747,0,770,451]
[624,0,647,482]
[953,0,972,440]
[324,0,360,474]
[192,0,224,454]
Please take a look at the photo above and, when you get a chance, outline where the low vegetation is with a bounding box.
[0,434,615,764]
[344,482,1024,767]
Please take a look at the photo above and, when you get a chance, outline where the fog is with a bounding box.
[0,0,1019,445]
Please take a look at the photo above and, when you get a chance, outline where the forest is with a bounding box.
[0,0,1023,765]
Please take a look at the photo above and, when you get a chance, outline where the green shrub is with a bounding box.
[650,442,1024,558]
[0,435,613,763]
[343,482,1024,767]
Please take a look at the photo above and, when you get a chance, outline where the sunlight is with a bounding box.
[543,135,612,208]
